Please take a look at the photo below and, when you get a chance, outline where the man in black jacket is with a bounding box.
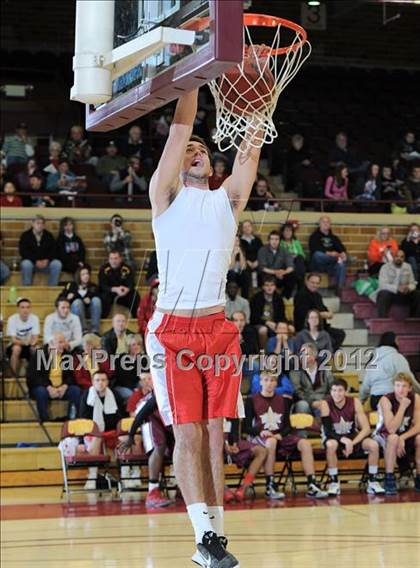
[257,230,297,298]
[26,332,81,421]
[98,250,140,317]
[294,272,345,351]
[309,216,347,291]
[19,215,62,286]
[250,275,285,349]
[101,312,135,356]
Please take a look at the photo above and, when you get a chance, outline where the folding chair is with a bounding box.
[59,419,112,502]
[115,417,148,494]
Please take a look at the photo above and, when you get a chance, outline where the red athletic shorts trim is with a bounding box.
[145,311,242,426]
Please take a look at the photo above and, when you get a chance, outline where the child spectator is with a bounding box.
[279,222,306,286]
[209,158,229,190]
[56,217,86,273]
[6,297,40,376]
[367,227,398,276]
[266,321,296,356]
[44,297,83,352]
[60,266,102,335]
[324,163,349,201]
[137,279,159,337]
[0,181,22,207]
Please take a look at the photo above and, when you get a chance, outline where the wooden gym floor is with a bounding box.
[1,487,419,567]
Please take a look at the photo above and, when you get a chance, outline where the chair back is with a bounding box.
[290,413,314,429]
[61,419,101,439]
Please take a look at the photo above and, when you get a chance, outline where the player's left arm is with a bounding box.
[400,393,420,442]
[353,398,371,445]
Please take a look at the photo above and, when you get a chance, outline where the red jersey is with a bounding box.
[377,392,415,437]
[325,395,357,439]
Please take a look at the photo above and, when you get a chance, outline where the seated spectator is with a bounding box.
[27,173,55,207]
[380,165,405,205]
[285,133,313,193]
[328,131,369,176]
[0,181,22,207]
[250,275,285,348]
[98,251,140,317]
[15,158,41,192]
[137,279,159,337]
[79,371,121,489]
[324,163,349,201]
[19,215,62,286]
[373,373,420,495]
[61,266,102,335]
[231,311,259,356]
[393,130,420,179]
[46,159,83,200]
[258,230,296,298]
[120,124,152,166]
[320,379,384,496]
[243,372,327,499]
[101,313,135,356]
[377,249,420,318]
[110,156,147,197]
[225,281,250,323]
[248,176,279,211]
[73,334,112,390]
[405,164,420,213]
[56,217,86,273]
[1,122,35,165]
[26,332,81,422]
[249,369,295,397]
[44,298,83,352]
[279,222,306,286]
[0,231,10,284]
[367,227,398,276]
[208,157,229,190]
[266,321,296,356]
[239,220,263,295]
[113,334,145,406]
[295,309,333,355]
[360,332,419,410]
[309,216,347,292]
[6,297,40,376]
[63,125,94,166]
[104,214,135,269]
[96,140,127,182]
[290,343,335,415]
[294,272,345,351]
[355,163,381,201]
[43,141,62,175]
[145,250,158,284]
[227,236,250,296]
[400,223,420,282]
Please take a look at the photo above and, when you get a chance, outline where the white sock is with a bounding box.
[148,481,160,492]
[88,467,98,479]
[187,502,215,544]
[328,468,338,478]
[369,465,378,476]
[208,506,224,537]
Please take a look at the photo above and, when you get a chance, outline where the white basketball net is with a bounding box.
[209,20,311,153]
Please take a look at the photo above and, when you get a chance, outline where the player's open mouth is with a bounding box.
[192,158,203,167]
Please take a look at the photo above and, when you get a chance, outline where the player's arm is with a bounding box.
[352,398,371,445]
[149,89,198,217]
[380,396,406,434]
[320,400,341,442]
[400,394,420,442]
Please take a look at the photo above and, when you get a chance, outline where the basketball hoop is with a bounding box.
[208,14,311,153]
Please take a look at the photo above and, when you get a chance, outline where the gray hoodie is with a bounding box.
[360,346,419,401]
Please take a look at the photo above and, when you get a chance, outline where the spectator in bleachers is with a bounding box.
[27,174,55,207]
[120,124,152,164]
[63,125,94,166]
[290,343,335,415]
[6,297,40,377]
[367,227,399,276]
[73,334,111,390]
[355,163,381,201]
[103,214,135,269]
[43,141,62,175]
[324,163,349,201]
[227,236,249,296]
[96,141,128,183]
[376,249,420,318]
[27,332,81,422]
[373,372,420,495]
[320,379,385,496]
[208,157,229,190]
[110,156,147,198]
[145,250,158,285]
[293,272,345,351]
[295,309,333,354]
[137,279,159,337]
[328,131,369,176]
[258,230,296,298]
[225,281,250,323]
[279,222,306,286]
[44,297,83,352]
[15,158,40,192]
[46,159,78,195]
[19,215,62,286]
[400,223,420,283]
[56,217,86,273]
[61,266,102,335]
[360,332,418,411]
[393,130,420,179]
[231,311,259,356]
[79,371,121,489]
[285,133,312,193]
[0,181,22,207]
[0,232,10,284]
[1,122,35,165]
[380,165,404,206]
[405,164,420,213]
[99,250,140,317]
[243,372,328,499]
[101,313,135,356]
[250,275,285,348]
[309,216,347,292]
[248,176,279,211]
[265,321,296,356]
[112,334,145,406]
[239,220,263,295]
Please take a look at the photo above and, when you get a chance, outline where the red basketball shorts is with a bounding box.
[145,311,242,426]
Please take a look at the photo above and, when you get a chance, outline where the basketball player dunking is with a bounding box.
[145,88,261,567]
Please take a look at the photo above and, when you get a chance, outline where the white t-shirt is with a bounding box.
[6,313,40,342]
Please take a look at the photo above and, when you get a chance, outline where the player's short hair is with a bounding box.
[260,370,278,381]
[331,378,348,391]
[188,135,212,161]
[393,372,413,387]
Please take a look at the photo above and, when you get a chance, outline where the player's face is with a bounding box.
[18,301,31,319]
[183,141,211,178]
[331,385,346,404]
[394,380,411,400]
[260,374,277,394]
